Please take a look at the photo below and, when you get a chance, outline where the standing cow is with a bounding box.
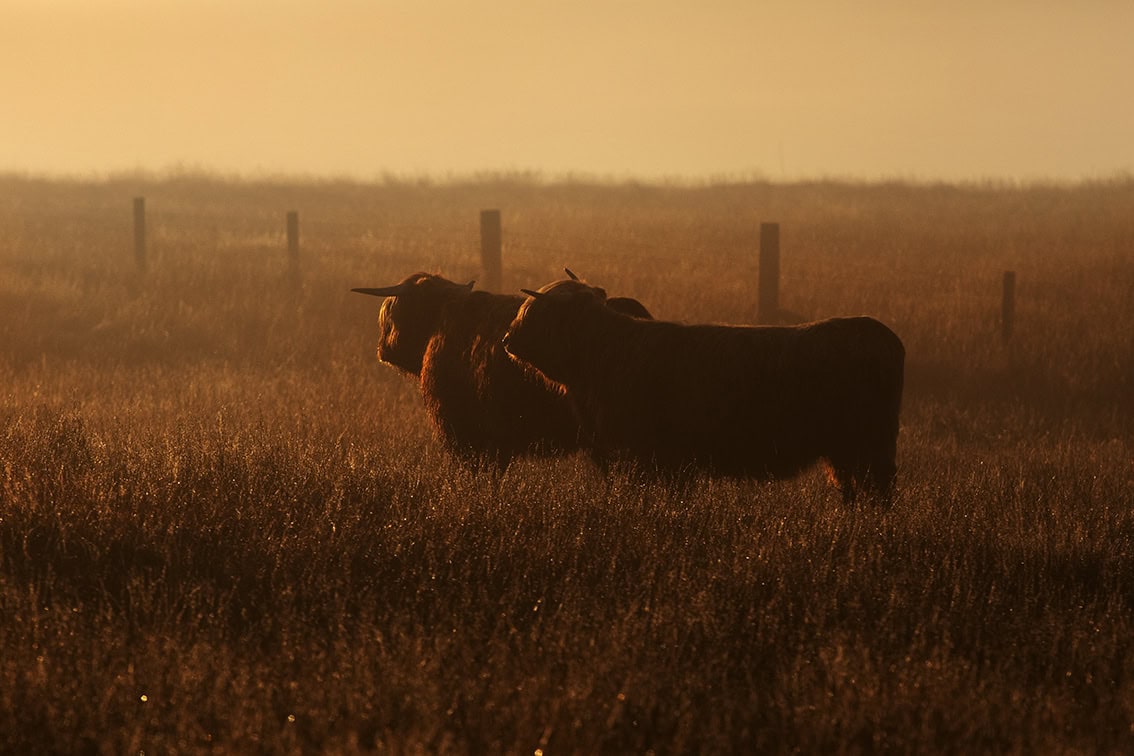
[502,277,905,503]
[352,272,651,467]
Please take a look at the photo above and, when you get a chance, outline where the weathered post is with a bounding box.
[758,222,780,324]
[286,211,300,282]
[1002,270,1016,342]
[133,197,146,272]
[480,209,502,292]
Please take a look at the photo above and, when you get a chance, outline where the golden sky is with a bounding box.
[3,1,1132,181]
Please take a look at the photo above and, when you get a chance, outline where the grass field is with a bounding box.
[1,173,1133,752]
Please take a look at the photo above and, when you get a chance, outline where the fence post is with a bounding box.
[1002,270,1016,342]
[480,209,502,292]
[133,197,146,272]
[286,211,300,282]
[758,222,780,324]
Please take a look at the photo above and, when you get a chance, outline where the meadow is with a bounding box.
[1,173,1132,753]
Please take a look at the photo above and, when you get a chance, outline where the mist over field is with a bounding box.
[1,174,1133,751]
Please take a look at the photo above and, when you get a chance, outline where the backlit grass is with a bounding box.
[1,174,1132,752]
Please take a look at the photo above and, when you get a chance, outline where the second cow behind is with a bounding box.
[353,272,651,467]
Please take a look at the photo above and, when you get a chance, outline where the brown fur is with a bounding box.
[504,278,905,503]
[360,273,652,467]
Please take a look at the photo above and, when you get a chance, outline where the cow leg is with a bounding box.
[828,457,897,506]
[830,423,899,506]
[861,457,897,507]
[587,448,614,476]
[825,458,859,504]
[832,457,896,507]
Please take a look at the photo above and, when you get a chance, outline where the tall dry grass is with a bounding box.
[1,174,1133,752]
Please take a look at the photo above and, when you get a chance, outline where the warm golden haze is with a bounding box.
[3,1,1132,180]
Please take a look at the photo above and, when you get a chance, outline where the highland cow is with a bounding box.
[503,277,905,503]
[353,272,651,467]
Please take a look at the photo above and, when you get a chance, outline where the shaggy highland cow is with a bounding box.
[353,272,651,467]
[503,277,905,503]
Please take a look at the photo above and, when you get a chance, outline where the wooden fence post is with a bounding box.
[286,211,300,282]
[1002,270,1016,342]
[758,222,780,324]
[133,197,146,272]
[480,209,502,292]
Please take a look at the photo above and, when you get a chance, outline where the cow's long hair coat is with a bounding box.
[504,279,905,502]
[355,273,650,467]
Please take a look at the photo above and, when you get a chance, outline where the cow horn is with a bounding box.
[465,280,476,290]
[564,268,579,281]
[351,284,409,297]
[520,288,544,298]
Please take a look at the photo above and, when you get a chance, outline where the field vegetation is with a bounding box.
[1,173,1133,752]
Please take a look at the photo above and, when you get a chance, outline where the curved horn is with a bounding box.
[564,268,579,281]
[465,280,476,290]
[351,283,409,298]
[520,288,545,298]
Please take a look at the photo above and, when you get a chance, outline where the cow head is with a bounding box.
[503,277,611,387]
[352,273,474,375]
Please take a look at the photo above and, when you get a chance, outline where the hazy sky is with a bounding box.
[3,1,1132,182]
